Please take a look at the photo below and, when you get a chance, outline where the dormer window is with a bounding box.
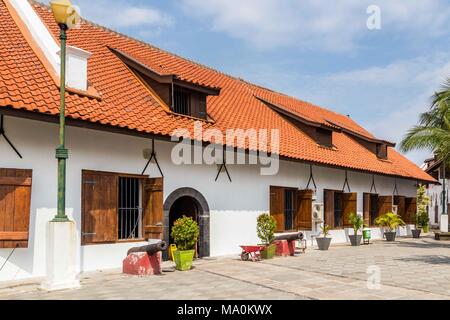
[376,143,388,159]
[111,48,220,121]
[174,87,191,116]
[316,128,333,148]
[172,86,207,119]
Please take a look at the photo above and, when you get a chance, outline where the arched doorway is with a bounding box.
[164,188,210,259]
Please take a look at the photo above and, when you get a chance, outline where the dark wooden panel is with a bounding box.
[0,169,32,248]
[82,171,118,244]
[296,189,313,231]
[394,195,406,222]
[0,177,32,186]
[343,193,357,227]
[378,195,393,217]
[405,197,417,224]
[270,186,285,232]
[363,193,371,227]
[143,178,164,240]
[316,128,333,147]
[324,189,335,228]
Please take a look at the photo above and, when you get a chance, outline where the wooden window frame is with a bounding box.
[270,186,313,233]
[173,86,192,116]
[0,168,32,248]
[283,187,298,232]
[324,189,358,230]
[81,170,148,246]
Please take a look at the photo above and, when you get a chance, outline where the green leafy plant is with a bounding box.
[400,80,450,171]
[320,224,331,238]
[416,184,430,229]
[171,216,199,251]
[256,214,276,245]
[349,213,364,236]
[375,212,405,232]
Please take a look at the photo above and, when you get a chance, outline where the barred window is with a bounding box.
[174,88,191,116]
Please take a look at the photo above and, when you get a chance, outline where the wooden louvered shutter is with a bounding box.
[324,190,335,228]
[270,186,285,232]
[296,189,313,231]
[394,196,406,222]
[378,196,393,216]
[0,169,32,248]
[82,171,118,244]
[198,94,207,119]
[343,193,357,227]
[405,197,417,224]
[143,178,164,239]
[363,193,371,227]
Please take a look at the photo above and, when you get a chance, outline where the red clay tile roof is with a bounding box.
[0,0,435,183]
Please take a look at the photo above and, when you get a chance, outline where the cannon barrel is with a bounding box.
[274,232,304,242]
[127,241,168,256]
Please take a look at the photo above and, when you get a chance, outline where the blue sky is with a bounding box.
[60,0,450,165]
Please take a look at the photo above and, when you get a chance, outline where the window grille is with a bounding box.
[370,194,378,226]
[118,177,142,240]
[174,88,191,116]
[284,189,295,230]
[334,192,344,228]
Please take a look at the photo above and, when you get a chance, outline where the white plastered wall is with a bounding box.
[0,117,418,281]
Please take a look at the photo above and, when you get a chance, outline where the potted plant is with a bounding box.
[414,185,430,238]
[316,224,332,250]
[348,213,363,246]
[256,214,276,259]
[375,212,405,242]
[171,216,199,271]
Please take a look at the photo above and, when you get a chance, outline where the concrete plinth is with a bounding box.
[41,220,80,291]
[441,215,449,233]
[123,252,162,276]
[274,240,296,257]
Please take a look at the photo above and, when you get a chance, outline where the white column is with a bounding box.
[441,215,449,233]
[41,221,80,291]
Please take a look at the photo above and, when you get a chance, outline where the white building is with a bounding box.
[0,0,436,284]
[422,157,449,231]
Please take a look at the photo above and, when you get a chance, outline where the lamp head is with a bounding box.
[50,0,80,28]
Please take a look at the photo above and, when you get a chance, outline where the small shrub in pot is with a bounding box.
[348,213,363,246]
[171,216,199,271]
[316,224,332,250]
[256,214,277,259]
[414,185,430,237]
[375,212,405,242]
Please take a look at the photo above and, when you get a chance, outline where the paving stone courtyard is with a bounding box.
[1,236,449,300]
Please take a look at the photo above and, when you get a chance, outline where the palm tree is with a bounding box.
[400,78,450,216]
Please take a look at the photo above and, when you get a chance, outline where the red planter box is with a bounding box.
[274,240,296,257]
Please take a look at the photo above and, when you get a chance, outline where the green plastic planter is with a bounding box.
[363,229,371,240]
[260,244,276,260]
[173,250,195,271]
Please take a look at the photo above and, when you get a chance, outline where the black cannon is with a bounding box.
[127,241,168,256]
[274,232,304,242]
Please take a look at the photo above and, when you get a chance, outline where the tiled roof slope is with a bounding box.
[0,0,434,183]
